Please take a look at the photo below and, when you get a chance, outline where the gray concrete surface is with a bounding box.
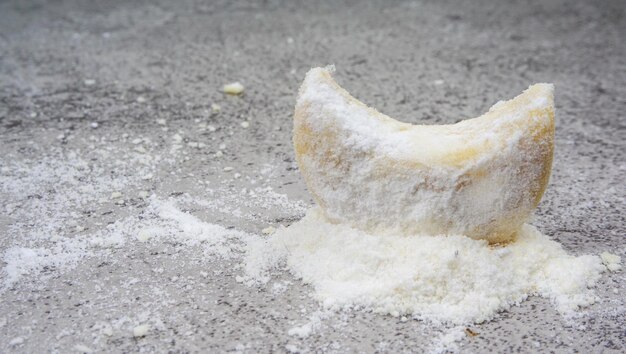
[0,0,625,352]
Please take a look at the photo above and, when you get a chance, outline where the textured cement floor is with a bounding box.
[1,0,625,353]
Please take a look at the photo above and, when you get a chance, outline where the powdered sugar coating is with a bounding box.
[294,67,555,242]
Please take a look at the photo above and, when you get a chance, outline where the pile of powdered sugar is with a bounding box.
[243,207,610,325]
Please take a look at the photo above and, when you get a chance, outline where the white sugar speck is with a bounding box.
[9,336,25,346]
[262,226,276,235]
[110,192,123,200]
[600,252,622,271]
[223,82,245,95]
[133,324,150,337]
[73,344,94,353]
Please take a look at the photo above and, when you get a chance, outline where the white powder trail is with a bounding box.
[147,197,254,258]
[3,243,92,289]
[0,197,258,290]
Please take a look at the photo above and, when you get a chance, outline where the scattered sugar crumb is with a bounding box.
[272,281,290,294]
[9,337,25,346]
[73,344,94,353]
[430,326,466,354]
[234,343,246,352]
[285,344,300,353]
[172,134,183,143]
[288,321,317,338]
[136,229,152,242]
[223,82,244,95]
[287,310,328,338]
[600,252,622,272]
[110,192,123,199]
[262,226,276,235]
[102,326,113,337]
[211,103,221,113]
[133,324,150,337]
